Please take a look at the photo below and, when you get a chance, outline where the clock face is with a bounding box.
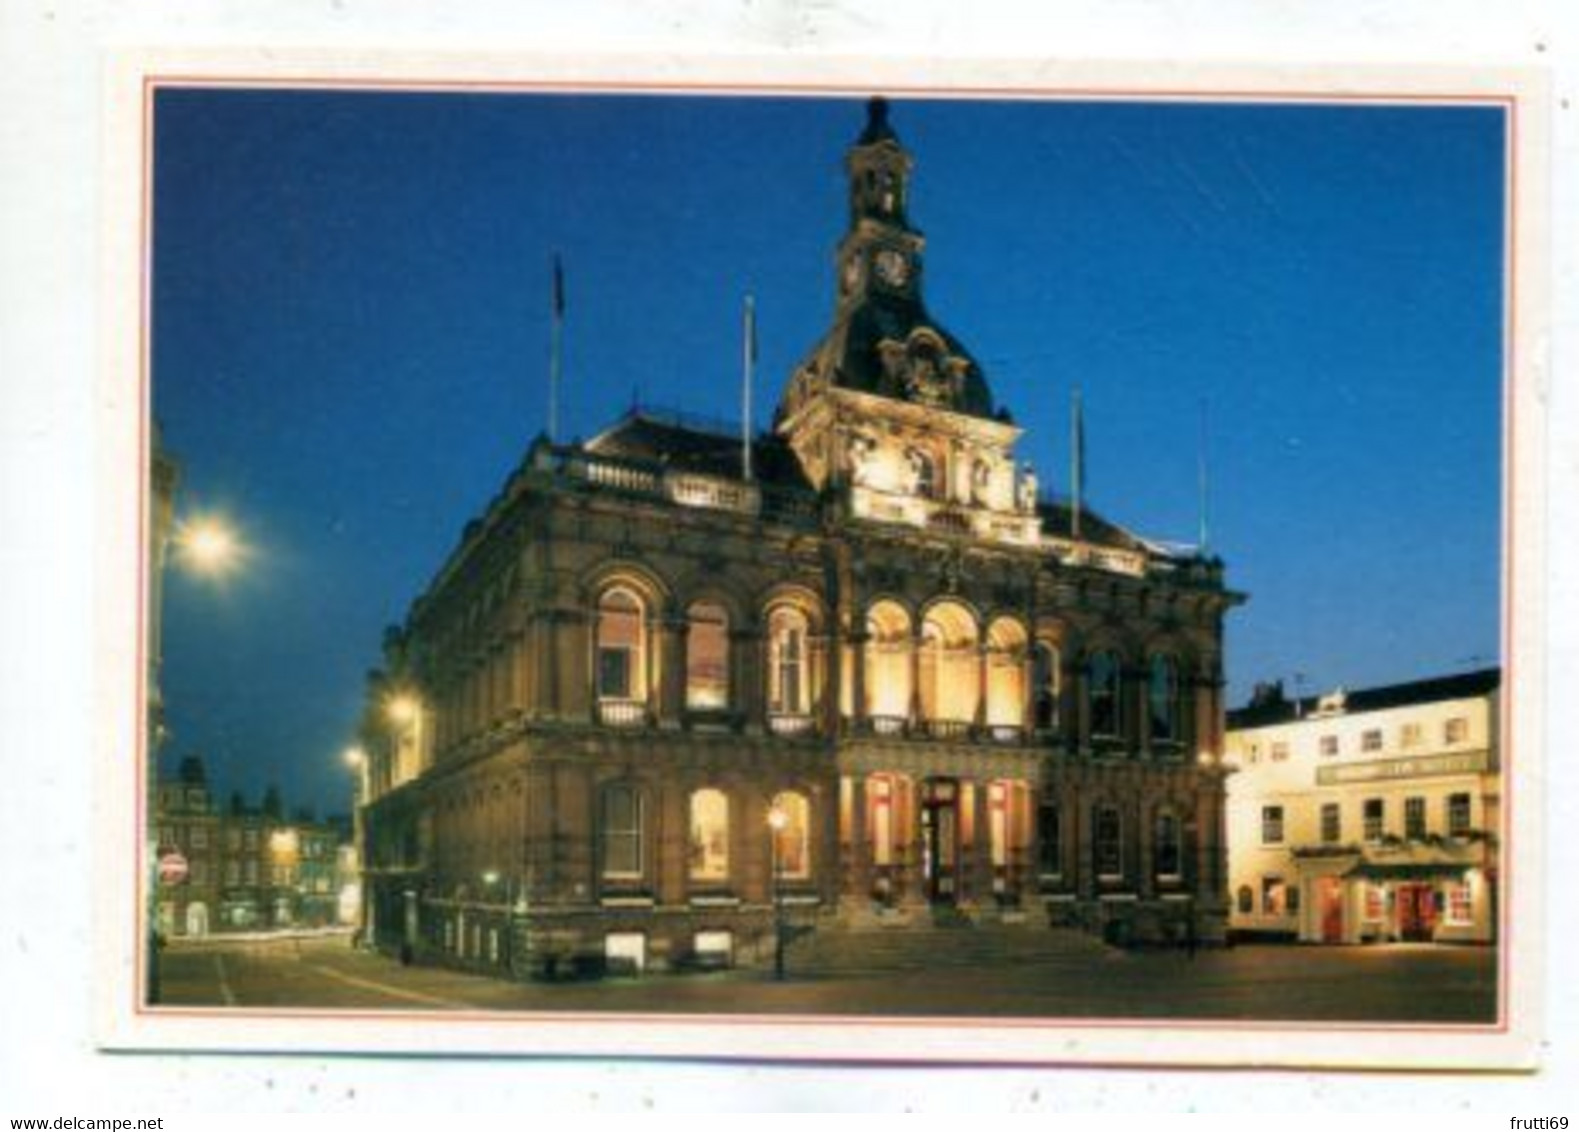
[874,248,910,288]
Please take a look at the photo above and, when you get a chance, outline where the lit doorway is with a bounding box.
[920,778,959,904]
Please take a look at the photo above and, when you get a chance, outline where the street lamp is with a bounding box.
[173,514,244,577]
[768,805,789,981]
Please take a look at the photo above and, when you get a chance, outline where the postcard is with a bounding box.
[93,48,1549,1070]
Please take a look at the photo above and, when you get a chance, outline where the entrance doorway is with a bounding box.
[1396,883,1438,942]
[920,778,959,903]
[1318,877,1343,943]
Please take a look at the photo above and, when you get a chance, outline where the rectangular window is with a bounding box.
[1319,735,1339,757]
[190,826,209,849]
[597,647,633,701]
[1447,884,1473,924]
[1447,793,1472,836]
[1321,802,1341,843]
[1037,801,1061,877]
[1261,876,1287,916]
[1094,806,1123,880]
[1364,884,1385,921]
[1364,798,1385,842]
[1405,796,1427,840]
[1400,722,1424,748]
[1361,729,1383,752]
[1444,717,1469,745]
[244,860,258,885]
[601,787,644,881]
[1261,805,1284,845]
[1270,741,1289,762]
[1154,812,1182,879]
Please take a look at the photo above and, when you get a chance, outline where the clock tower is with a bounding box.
[776,98,1041,542]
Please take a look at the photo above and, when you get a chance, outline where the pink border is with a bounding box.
[132,74,1522,1060]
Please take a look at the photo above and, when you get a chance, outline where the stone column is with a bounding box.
[736,627,765,734]
[657,616,686,728]
[1137,662,1153,760]
[909,629,924,726]
[974,642,989,730]
[657,780,687,905]
[559,609,592,723]
[847,775,870,905]
[971,779,994,908]
[849,631,868,732]
[1137,799,1155,899]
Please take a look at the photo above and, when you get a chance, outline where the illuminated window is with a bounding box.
[1321,802,1341,843]
[1094,805,1123,880]
[1446,883,1473,924]
[595,587,646,703]
[870,775,895,867]
[770,791,811,881]
[1148,655,1180,743]
[1364,885,1385,920]
[1032,643,1061,731]
[864,602,913,722]
[685,601,730,710]
[687,788,730,884]
[1363,798,1385,842]
[985,618,1028,729]
[1405,796,1426,840]
[1037,801,1061,876]
[919,602,979,724]
[1362,728,1383,752]
[1088,651,1122,739]
[1447,793,1472,836]
[1154,811,1182,879]
[1261,805,1284,845]
[1261,876,1287,916]
[767,607,810,716]
[600,783,645,882]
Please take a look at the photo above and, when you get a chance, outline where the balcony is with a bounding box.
[596,699,649,728]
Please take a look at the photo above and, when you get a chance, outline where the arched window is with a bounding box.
[685,601,729,710]
[1088,650,1122,739]
[985,618,1028,731]
[1154,809,1182,879]
[1094,804,1123,880]
[595,587,646,704]
[599,783,645,883]
[907,448,937,499]
[769,791,811,881]
[1033,643,1061,731]
[688,788,730,884]
[767,607,811,717]
[919,602,979,726]
[1149,655,1181,744]
[864,601,913,724]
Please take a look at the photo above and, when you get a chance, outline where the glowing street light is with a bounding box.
[174,515,243,577]
[386,694,420,726]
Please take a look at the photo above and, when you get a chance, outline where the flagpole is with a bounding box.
[742,294,756,482]
[549,254,564,445]
[1070,386,1083,540]
[1198,397,1210,556]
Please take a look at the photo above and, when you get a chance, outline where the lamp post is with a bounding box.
[768,804,788,981]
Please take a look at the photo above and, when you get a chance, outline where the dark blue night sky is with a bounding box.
[152,89,1505,815]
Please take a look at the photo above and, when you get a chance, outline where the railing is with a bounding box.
[987,723,1025,745]
[664,472,760,515]
[919,718,973,742]
[868,714,909,738]
[767,712,816,737]
[596,699,649,728]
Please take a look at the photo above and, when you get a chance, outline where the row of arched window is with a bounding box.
[597,783,814,888]
[593,584,1192,743]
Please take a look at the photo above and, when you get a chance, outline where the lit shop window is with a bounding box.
[770,791,812,881]
[687,788,730,884]
[595,587,646,703]
[1364,885,1386,921]
[1154,811,1182,879]
[684,601,730,710]
[1261,805,1285,845]
[1088,651,1122,739]
[1148,655,1180,743]
[1261,876,1287,916]
[1446,883,1473,924]
[600,783,645,882]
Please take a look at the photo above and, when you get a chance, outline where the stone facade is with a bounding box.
[359,99,1244,978]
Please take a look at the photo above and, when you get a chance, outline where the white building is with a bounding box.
[1224,669,1499,945]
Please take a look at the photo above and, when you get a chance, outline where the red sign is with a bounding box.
[158,852,189,886]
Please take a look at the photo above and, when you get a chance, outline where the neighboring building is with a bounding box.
[359,98,1244,978]
[153,760,354,936]
[1224,669,1500,945]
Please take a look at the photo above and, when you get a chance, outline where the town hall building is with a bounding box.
[357,98,1244,977]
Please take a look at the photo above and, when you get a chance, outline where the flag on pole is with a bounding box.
[552,254,566,318]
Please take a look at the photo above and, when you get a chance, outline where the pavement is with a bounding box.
[156,934,1498,1023]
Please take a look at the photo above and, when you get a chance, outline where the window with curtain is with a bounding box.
[768,607,810,715]
[687,788,730,883]
[1089,651,1122,738]
[595,587,645,702]
[600,783,645,881]
[685,601,730,710]
[770,791,811,880]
